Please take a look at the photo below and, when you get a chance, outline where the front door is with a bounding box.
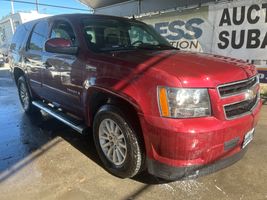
[42,20,83,116]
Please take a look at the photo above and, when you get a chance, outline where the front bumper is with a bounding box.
[147,147,248,180]
[139,99,262,179]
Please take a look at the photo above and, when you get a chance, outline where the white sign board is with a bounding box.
[141,0,267,83]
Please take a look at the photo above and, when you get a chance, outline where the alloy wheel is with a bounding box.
[98,118,127,166]
[19,83,29,110]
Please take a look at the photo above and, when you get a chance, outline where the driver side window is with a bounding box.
[50,20,77,45]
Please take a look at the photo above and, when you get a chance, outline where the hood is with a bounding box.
[107,50,257,88]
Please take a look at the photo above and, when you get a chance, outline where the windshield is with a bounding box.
[82,18,175,52]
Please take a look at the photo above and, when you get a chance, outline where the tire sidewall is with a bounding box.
[18,76,31,112]
[93,106,142,178]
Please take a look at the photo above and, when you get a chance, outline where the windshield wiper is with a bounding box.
[135,43,178,50]
[156,44,179,50]
[99,44,178,52]
[99,45,136,52]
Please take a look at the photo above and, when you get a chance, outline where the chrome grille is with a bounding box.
[218,76,258,98]
[218,75,259,120]
[224,94,258,119]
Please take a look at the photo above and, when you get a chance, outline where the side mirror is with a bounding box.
[45,38,78,55]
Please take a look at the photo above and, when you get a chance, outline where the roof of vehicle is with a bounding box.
[54,13,145,25]
[20,13,141,28]
[53,13,132,20]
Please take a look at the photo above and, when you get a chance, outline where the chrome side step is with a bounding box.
[32,101,87,134]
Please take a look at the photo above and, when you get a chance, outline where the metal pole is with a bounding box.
[9,18,14,34]
[138,0,141,15]
[36,0,39,12]
[11,0,14,14]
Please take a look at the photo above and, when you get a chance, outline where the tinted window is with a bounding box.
[128,26,156,44]
[82,19,172,52]
[29,21,49,51]
[10,25,27,51]
[50,21,77,45]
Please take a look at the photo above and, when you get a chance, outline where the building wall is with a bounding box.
[95,1,139,16]
[94,0,220,16]
[19,11,50,24]
[0,19,14,46]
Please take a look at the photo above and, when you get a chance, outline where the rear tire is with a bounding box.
[93,105,144,178]
[17,76,39,114]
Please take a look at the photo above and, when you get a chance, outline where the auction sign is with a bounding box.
[210,0,267,83]
[141,0,267,83]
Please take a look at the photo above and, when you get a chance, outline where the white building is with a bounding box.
[0,11,50,56]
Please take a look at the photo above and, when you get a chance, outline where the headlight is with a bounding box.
[158,87,211,118]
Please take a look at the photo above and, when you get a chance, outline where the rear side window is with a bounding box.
[10,25,27,51]
[29,21,49,51]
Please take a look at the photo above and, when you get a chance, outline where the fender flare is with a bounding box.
[82,85,143,126]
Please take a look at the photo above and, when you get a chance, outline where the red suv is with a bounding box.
[9,14,262,180]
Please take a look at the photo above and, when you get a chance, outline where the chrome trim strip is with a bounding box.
[217,75,259,99]
[30,79,41,85]
[32,101,86,134]
[42,84,69,96]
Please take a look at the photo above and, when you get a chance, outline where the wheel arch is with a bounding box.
[84,87,142,122]
[13,67,35,98]
[84,86,146,154]
[13,67,25,86]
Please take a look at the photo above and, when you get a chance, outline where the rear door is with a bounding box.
[42,19,83,115]
[24,20,49,97]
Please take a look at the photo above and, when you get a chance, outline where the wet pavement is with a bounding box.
[0,66,267,200]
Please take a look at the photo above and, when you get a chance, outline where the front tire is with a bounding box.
[93,105,144,178]
[17,76,38,114]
